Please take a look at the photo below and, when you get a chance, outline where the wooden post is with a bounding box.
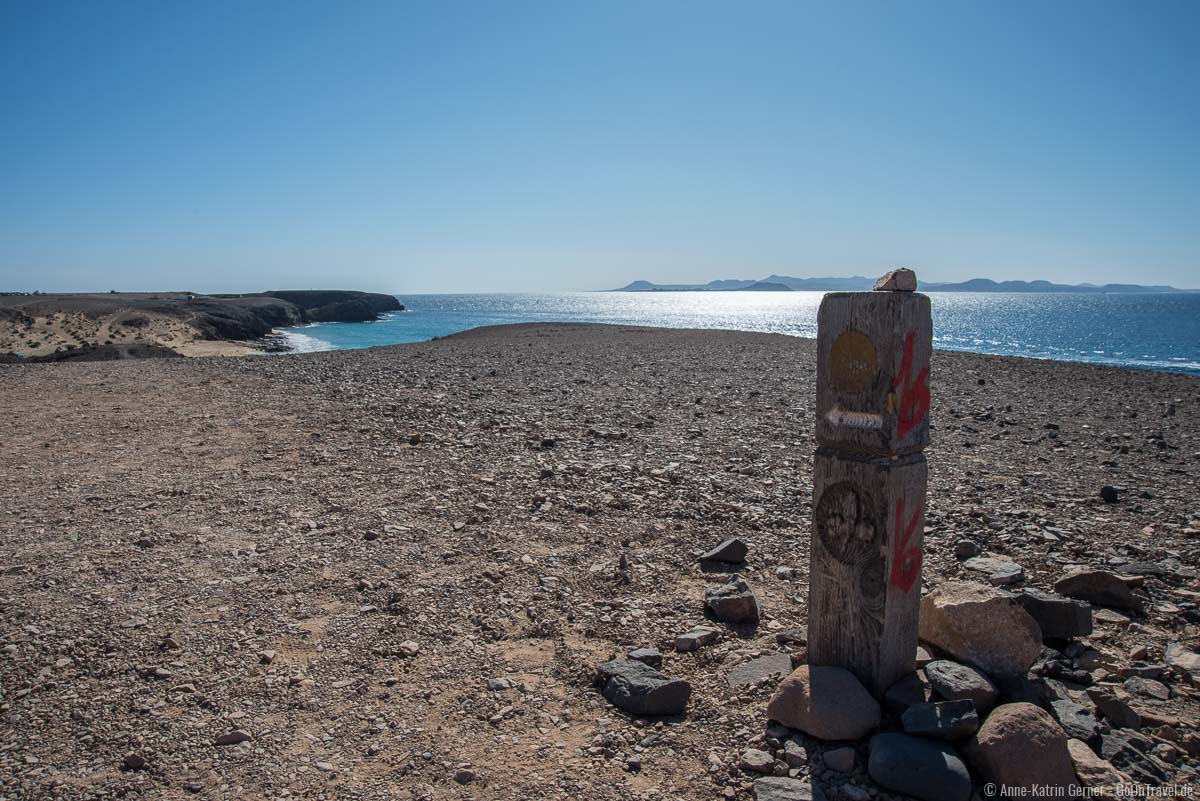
[808,270,932,698]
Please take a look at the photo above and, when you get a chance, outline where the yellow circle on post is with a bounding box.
[830,329,878,393]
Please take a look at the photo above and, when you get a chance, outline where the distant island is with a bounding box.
[611,275,1196,293]
[0,289,403,362]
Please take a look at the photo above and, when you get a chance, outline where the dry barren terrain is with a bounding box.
[2,324,1198,800]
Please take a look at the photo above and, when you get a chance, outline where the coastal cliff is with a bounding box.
[0,290,404,361]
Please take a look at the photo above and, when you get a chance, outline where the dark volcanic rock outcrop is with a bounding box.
[227,290,404,322]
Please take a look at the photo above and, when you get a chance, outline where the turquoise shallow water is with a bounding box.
[280,291,1200,376]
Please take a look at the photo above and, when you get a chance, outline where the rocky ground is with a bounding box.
[1,323,1197,801]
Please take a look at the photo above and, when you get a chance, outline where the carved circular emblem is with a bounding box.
[814,481,879,565]
[829,329,878,394]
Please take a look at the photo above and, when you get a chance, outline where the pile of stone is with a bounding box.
[743,578,1194,800]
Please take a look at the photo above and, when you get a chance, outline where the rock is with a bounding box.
[1100,485,1120,503]
[953,539,981,559]
[315,761,336,773]
[704,575,759,624]
[214,729,252,746]
[740,748,776,773]
[1053,569,1143,613]
[823,746,855,772]
[964,703,1079,791]
[867,733,971,801]
[963,555,1024,586]
[1124,676,1169,700]
[925,660,998,713]
[1165,642,1200,682]
[674,626,719,652]
[919,582,1042,678]
[397,640,420,657]
[873,268,917,292]
[884,671,927,713]
[783,740,808,768]
[728,653,793,688]
[1050,699,1100,745]
[258,650,277,665]
[901,700,979,740]
[699,537,748,564]
[627,647,662,667]
[452,767,475,784]
[1086,688,1141,729]
[766,665,880,741]
[1013,588,1093,639]
[595,659,691,716]
[1100,729,1172,785]
[1067,739,1130,792]
[486,677,514,691]
[122,753,146,770]
[775,628,806,646]
[752,776,823,801]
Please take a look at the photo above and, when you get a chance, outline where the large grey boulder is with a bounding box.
[766,665,880,741]
[595,659,691,716]
[964,703,1080,791]
[919,581,1042,678]
[868,733,971,801]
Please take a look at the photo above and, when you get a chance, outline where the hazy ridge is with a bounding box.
[611,275,1195,293]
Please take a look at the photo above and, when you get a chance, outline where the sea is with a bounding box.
[279,291,1200,376]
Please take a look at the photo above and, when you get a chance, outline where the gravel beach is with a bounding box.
[2,323,1198,800]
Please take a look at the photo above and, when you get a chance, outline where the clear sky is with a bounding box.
[2,1,1197,293]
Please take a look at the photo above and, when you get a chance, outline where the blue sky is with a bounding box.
[2,1,1197,293]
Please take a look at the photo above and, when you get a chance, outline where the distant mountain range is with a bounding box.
[610,275,1196,293]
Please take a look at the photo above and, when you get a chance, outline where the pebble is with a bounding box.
[962,555,1024,585]
[675,626,720,652]
[741,748,776,773]
[214,729,252,746]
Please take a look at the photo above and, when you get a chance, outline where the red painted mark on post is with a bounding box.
[889,496,922,592]
[891,331,930,439]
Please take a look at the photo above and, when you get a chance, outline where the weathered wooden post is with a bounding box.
[808,268,932,697]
